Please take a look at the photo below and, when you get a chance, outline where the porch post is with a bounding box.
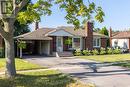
[80,37,83,50]
[17,42,19,57]
[20,48,22,58]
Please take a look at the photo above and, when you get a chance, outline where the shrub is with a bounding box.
[92,49,99,55]
[100,47,106,55]
[107,47,113,54]
[113,48,121,54]
[82,49,91,56]
[74,49,81,56]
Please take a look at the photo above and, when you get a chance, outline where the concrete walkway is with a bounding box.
[24,56,130,87]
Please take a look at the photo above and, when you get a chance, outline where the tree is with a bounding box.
[0,0,104,78]
[14,20,30,36]
[99,27,109,36]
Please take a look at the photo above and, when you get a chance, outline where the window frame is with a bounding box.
[72,37,82,50]
[93,38,101,48]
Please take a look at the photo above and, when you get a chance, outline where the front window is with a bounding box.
[93,38,100,47]
[73,38,80,49]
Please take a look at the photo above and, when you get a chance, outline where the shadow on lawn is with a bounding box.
[0,73,75,87]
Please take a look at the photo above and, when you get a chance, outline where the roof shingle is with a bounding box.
[15,27,108,40]
[112,31,130,39]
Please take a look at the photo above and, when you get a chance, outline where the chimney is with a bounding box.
[85,21,93,50]
[109,27,112,47]
[35,22,39,30]
[109,27,112,37]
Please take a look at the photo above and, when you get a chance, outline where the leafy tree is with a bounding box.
[0,0,104,78]
[99,27,108,36]
[14,20,30,36]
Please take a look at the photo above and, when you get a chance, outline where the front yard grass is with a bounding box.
[0,70,92,87]
[78,54,130,68]
[0,58,44,72]
[78,54,130,62]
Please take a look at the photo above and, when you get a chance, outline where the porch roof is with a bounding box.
[15,28,53,40]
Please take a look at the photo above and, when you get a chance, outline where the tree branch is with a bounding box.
[12,0,29,22]
[0,24,8,38]
[15,0,28,14]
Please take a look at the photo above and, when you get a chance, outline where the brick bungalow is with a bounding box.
[110,28,130,52]
[15,22,108,57]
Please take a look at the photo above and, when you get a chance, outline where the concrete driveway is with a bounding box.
[24,56,130,87]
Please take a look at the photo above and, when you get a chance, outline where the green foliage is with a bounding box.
[0,70,88,87]
[74,49,81,56]
[82,50,91,56]
[14,21,30,36]
[55,0,105,29]
[17,0,52,24]
[92,49,99,55]
[100,47,106,55]
[99,27,109,36]
[113,48,121,54]
[0,58,43,71]
[64,38,72,45]
[107,47,113,54]
[18,41,26,49]
[79,54,130,63]
[3,0,104,30]
[95,7,105,23]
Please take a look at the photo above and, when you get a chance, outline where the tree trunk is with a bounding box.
[4,21,16,78]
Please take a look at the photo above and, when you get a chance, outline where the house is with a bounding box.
[110,28,130,52]
[15,22,108,57]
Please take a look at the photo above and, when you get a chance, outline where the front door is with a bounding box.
[56,37,63,52]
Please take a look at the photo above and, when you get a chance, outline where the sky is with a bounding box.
[30,0,130,31]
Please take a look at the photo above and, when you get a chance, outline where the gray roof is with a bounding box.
[15,27,108,40]
[15,28,53,40]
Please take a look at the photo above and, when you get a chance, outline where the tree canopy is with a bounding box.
[99,27,109,36]
[17,0,105,29]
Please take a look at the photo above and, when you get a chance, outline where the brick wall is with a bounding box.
[101,38,107,48]
[109,28,112,47]
[85,22,93,50]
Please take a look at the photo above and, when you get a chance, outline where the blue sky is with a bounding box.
[30,0,130,31]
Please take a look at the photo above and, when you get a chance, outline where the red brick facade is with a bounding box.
[109,28,112,47]
[101,38,107,48]
[49,22,108,53]
[85,22,93,50]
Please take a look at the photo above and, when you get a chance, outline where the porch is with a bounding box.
[16,40,51,57]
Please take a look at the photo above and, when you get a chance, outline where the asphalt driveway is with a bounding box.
[24,56,130,87]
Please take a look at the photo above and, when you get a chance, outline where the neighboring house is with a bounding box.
[15,22,108,57]
[110,28,130,51]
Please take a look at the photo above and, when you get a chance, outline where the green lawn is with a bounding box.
[78,54,130,62]
[78,54,130,68]
[0,70,92,87]
[0,58,43,72]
